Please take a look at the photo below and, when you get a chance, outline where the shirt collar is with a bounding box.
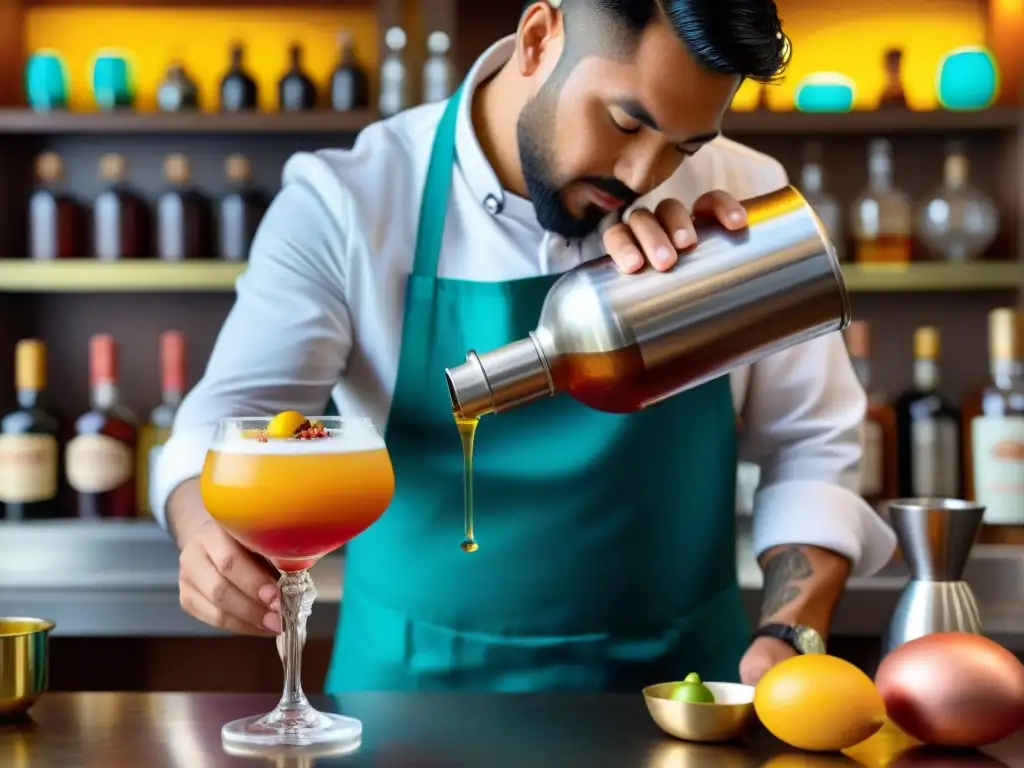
[455,36,538,222]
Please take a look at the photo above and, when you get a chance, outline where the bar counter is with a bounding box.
[2,693,1022,767]
[3,520,1024,647]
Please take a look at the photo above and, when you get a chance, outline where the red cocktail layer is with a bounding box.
[233,521,373,572]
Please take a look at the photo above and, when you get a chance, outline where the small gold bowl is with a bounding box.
[642,681,756,743]
[0,618,55,718]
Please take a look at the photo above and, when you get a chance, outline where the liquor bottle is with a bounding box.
[379,26,409,117]
[93,153,151,260]
[278,43,317,112]
[973,309,1024,539]
[29,151,83,260]
[66,334,137,519]
[156,153,212,261]
[137,331,186,517]
[916,142,999,263]
[330,30,370,111]
[878,48,907,108]
[220,43,258,112]
[219,154,267,262]
[422,31,454,104]
[0,340,62,521]
[850,139,912,264]
[156,59,199,113]
[799,143,845,261]
[844,321,899,506]
[893,327,962,498]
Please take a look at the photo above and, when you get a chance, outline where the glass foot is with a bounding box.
[221,705,362,749]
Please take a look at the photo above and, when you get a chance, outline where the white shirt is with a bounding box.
[153,37,896,578]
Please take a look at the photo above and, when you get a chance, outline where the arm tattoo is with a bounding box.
[760,547,813,620]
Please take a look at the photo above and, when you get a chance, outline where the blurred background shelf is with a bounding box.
[0,107,1017,136]
[1,260,1019,294]
[0,260,246,291]
[0,109,378,134]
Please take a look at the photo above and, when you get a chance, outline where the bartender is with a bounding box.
[154,0,895,692]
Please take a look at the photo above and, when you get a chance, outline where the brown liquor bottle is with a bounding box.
[156,154,212,260]
[29,152,84,260]
[844,321,899,508]
[93,154,151,260]
[66,335,137,518]
[218,154,267,262]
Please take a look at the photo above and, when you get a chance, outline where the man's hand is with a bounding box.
[170,480,282,637]
[739,636,797,686]
[603,190,749,273]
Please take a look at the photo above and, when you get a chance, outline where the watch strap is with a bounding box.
[752,623,825,655]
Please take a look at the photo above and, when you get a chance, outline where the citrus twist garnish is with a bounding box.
[267,411,310,439]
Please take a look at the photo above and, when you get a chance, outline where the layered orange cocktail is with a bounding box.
[201,415,394,571]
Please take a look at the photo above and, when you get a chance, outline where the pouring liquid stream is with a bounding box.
[455,413,479,552]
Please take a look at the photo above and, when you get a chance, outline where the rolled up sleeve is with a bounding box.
[740,333,897,577]
[150,175,353,530]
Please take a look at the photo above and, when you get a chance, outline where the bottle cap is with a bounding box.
[385,26,407,51]
[913,327,940,360]
[36,152,63,183]
[163,153,190,184]
[225,154,252,182]
[98,154,127,182]
[15,339,47,392]
[427,31,450,54]
[844,321,869,359]
[989,308,1022,362]
[89,334,118,386]
[160,330,186,393]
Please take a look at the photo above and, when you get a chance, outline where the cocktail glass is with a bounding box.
[200,416,394,749]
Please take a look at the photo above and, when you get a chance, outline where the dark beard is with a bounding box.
[516,89,640,240]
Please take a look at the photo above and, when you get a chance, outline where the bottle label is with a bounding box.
[861,420,883,497]
[0,434,58,503]
[910,418,959,497]
[972,415,1024,525]
[65,434,133,494]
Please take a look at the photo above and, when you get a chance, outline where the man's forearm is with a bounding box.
[166,478,213,549]
[757,544,851,639]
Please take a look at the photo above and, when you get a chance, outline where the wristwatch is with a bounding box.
[752,623,826,655]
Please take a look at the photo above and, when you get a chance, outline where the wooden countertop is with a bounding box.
[1,693,1021,767]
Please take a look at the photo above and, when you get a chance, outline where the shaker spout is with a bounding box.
[445,337,554,420]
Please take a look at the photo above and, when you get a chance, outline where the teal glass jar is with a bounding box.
[91,49,136,111]
[936,46,999,111]
[25,50,69,111]
[794,72,856,113]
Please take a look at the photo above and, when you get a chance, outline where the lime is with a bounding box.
[670,672,716,703]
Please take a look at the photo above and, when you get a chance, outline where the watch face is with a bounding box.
[795,626,826,654]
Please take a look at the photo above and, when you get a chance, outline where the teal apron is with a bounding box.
[325,86,749,692]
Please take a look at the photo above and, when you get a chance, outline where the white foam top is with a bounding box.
[212,419,385,455]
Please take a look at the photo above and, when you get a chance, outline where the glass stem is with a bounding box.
[277,569,315,712]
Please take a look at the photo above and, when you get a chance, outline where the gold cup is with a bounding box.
[643,681,756,743]
[0,618,55,718]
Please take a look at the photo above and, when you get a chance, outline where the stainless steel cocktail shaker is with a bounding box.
[446,185,852,419]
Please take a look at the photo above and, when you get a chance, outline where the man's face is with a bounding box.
[516,15,741,239]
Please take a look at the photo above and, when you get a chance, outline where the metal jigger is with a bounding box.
[883,498,986,657]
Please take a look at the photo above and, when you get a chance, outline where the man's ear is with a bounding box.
[515,1,564,78]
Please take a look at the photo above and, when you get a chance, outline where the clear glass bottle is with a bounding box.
[220,43,258,112]
[331,30,370,111]
[156,59,199,112]
[974,309,1024,535]
[799,143,845,261]
[278,43,317,112]
[93,154,150,261]
[156,153,212,261]
[916,142,999,262]
[218,154,267,262]
[850,138,913,263]
[422,31,454,104]
[29,152,83,260]
[379,26,409,117]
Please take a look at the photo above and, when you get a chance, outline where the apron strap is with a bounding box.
[411,84,466,278]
